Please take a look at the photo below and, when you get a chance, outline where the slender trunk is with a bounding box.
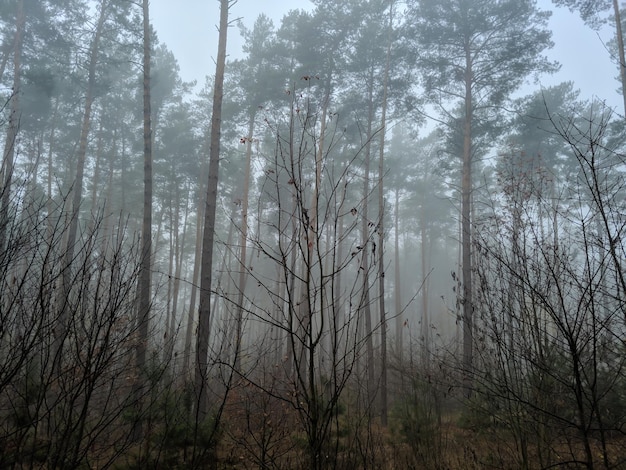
[89,117,104,215]
[377,1,393,426]
[0,0,25,251]
[132,0,152,441]
[56,0,107,372]
[214,217,235,361]
[461,41,474,397]
[46,99,59,241]
[361,67,376,400]
[183,156,207,378]
[195,0,229,421]
[312,73,332,226]
[164,195,173,340]
[311,76,331,383]
[455,217,462,351]
[274,262,286,366]
[420,222,429,366]
[286,172,298,381]
[394,189,403,363]
[170,187,190,365]
[233,114,255,372]
[99,128,116,256]
[164,185,176,361]
[613,0,626,117]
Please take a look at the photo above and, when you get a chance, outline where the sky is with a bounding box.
[150,0,314,86]
[150,0,623,114]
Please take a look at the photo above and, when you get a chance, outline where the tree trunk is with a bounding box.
[183,153,207,379]
[420,221,430,366]
[195,0,229,421]
[132,0,153,441]
[461,41,474,398]
[312,74,332,383]
[0,0,25,251]
[360,67,376,400]
[394,188,403,364]
[233,113,255,372]
[46,99,59,242]
[613,0,626,117]
[56,0,107,373]
[377,1,393,426]
[89,116,104,215]
[169,186,190,364]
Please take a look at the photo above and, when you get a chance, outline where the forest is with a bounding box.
[1,0,626,468]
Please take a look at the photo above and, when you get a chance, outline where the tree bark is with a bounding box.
[377,1,393,426]
[420,221,430,366]
[132,0,153,441]
[360,66,376,399]
[169,186,190,363]
[613,0,626,117]
[0,0,25,251]
[183,154,207,379]
[394,188,403,364]
[233,114,255,372]
[195,0,229,421]
[461,40,474,398]
[56,0,107,373]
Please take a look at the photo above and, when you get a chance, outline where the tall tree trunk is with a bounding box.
[285,170,298,381]
[360,67,376,400]
[420,221,430,366]
[183,155,207,379]
[132,0,153,441]
[233,114,255,372]
[164,185,176,361]
[313,72,332,226]
[613,0,626,117]
[461,42,474,398]
[195,0,229,421]
[46,99,59,242]
[56,0,107,372]
[99,128,116,256]
[377,1,393,426]
[213,217,235,359]
[311,75,332,384]
[394,189,403,364]
[89,116,104,215]
[169,185,190,364]
[0,0,25,251]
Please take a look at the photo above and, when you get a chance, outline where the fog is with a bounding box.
[1,0,625,468]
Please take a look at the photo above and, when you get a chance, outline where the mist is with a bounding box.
[0,0,625,468]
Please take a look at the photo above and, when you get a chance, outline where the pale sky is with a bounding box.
[150,0,314,85]
[150,0,623,114]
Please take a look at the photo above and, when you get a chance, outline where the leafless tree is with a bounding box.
[216,80,384,470]
[471,102,626,469]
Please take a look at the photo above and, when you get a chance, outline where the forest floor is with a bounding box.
[214,410,626,469]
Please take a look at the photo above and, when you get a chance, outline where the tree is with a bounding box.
[227,14,285,371]
[54,0,138,372]
[132,0,152,442]
[195,0,232,426]
[236,78,383,470]
[0,0,24,251]
[406,0,556,395]
[473,100,626,468]
[376,0,394,427]
[0,0,79,247]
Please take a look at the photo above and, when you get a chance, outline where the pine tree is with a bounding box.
[406,0,556,395]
